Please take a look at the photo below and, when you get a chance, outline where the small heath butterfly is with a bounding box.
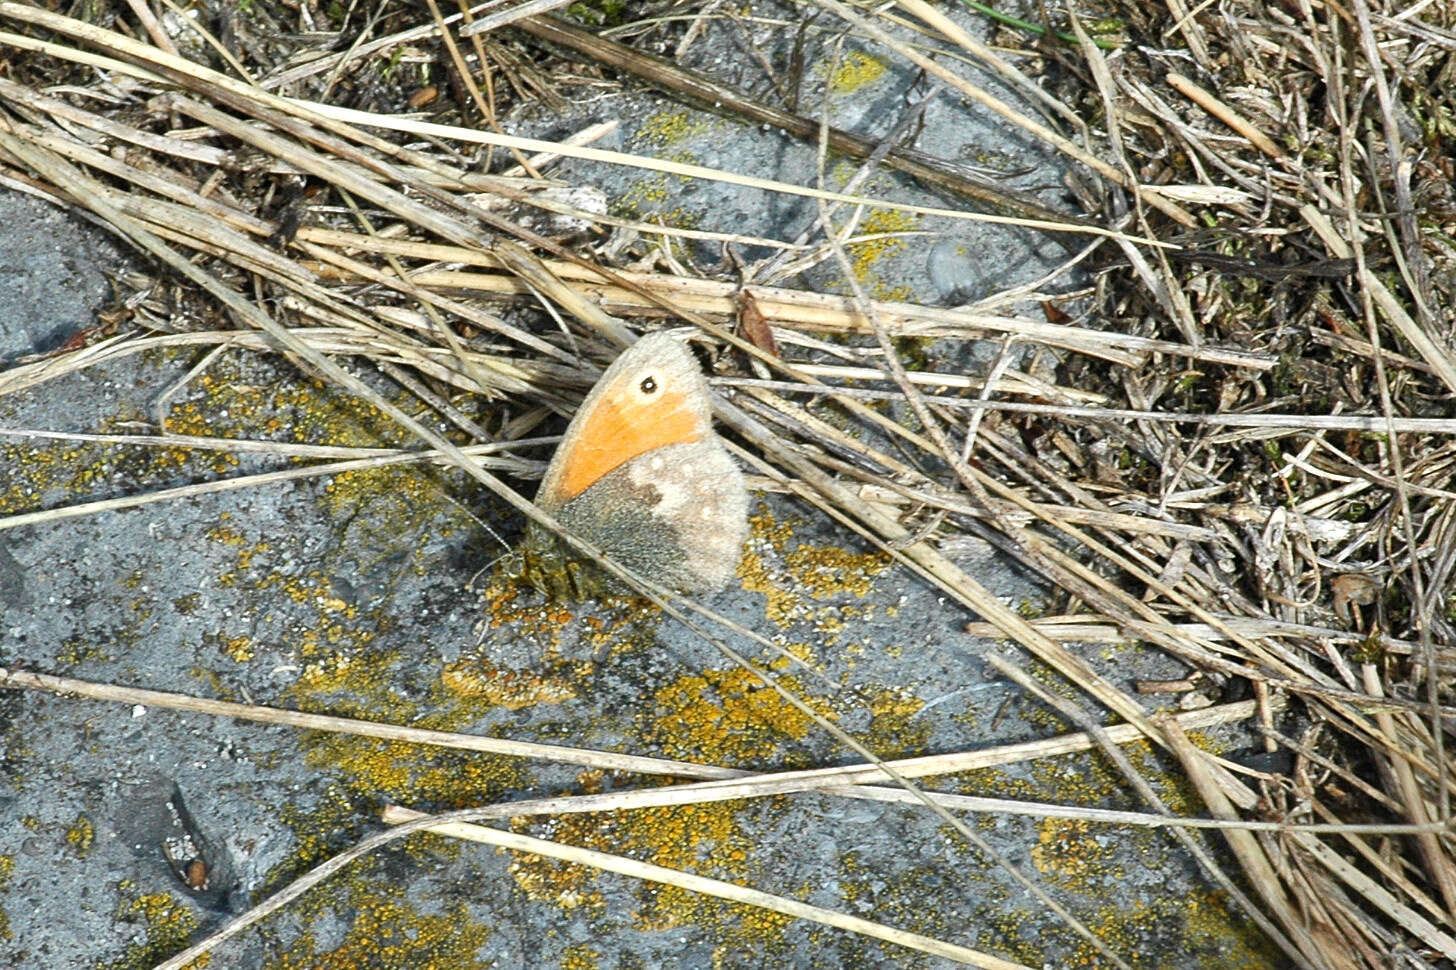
[522,332,749,597]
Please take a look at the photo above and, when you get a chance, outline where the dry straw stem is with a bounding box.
[506,13,1080,226]
[1302,203,1456,396]
[301,97,1151,242]
[7,666,1303,831]
[11,4,1101,247]
[152,797,1033,970]
[0,427,546,532]
[1165,73,1284,159]
[817,0,1196,225]
[379,807,1030,969]
[988,653,1312,970]
[1160,714,1348,969]
[294,225,1269,367]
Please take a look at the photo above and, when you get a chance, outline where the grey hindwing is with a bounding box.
[551,443,747,592]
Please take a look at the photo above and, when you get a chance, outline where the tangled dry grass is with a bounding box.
[0,0,1453,967]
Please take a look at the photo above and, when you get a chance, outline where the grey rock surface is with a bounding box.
[0,190,123,362]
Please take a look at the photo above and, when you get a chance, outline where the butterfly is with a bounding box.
[523,333,748,597]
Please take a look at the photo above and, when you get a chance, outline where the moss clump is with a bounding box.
[566,0,626,27]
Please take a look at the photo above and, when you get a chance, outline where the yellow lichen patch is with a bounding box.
[739,505,893,629]
[56,636,111,665]
[1181,890,1286,967]
[1030,818,1121,891]
[205,519,244,545]
[0,413,204,513]
[440,658,583,710]
[173,354,459,556]
[845,209,920,301]
[207,520,279,592]
[735,542,799,629]
[270,785,364,893]
[175,364,413,452]
[220,635,254,662]
[635,109,712,148]
[267,747,521,913]
[783,544,889,599]
[859,685,930,756]
[0,351,329,515]
[644,667,836,764]
[302,732,527,810]
[833,855,966,950]
[507,799,792,951]
[0,855,12,942]
[158,401,240,475]
[615,183,699,232]
[317,463,441,532]
[507,837,607,913]
[290,646,395,705]
[65,814,95,855]
[1017,893,1284,968]
[470,562,669,699]
[102,887,207,970]
[826,50,888,94]
[265,880,490,970]
[578,598,669,660]
[561,942,600,970]
[0,439,66,515]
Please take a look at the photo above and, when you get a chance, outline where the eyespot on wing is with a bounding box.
[536,334,714,508]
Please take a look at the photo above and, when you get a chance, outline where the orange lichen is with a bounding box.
[476,571,580,648]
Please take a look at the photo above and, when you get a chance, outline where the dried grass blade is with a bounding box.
[387,808,1036,970]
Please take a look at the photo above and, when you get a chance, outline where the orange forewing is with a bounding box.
[556,387,701,501]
